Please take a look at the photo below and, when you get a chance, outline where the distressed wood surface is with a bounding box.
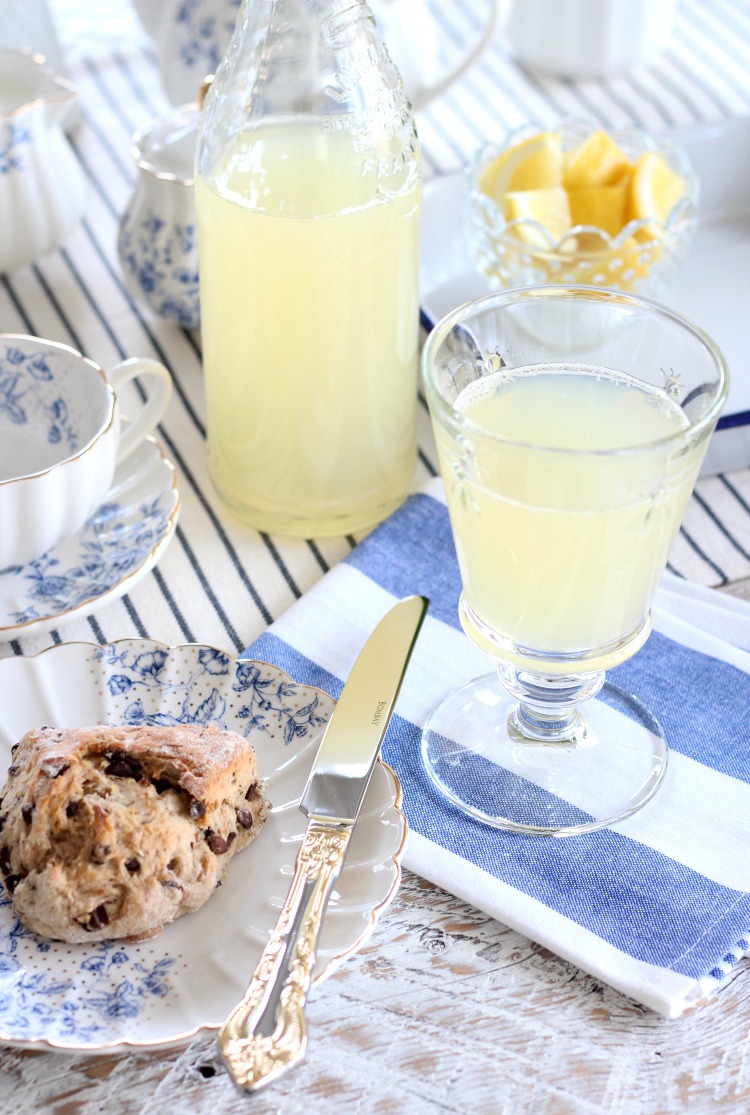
[1,866,749,1115]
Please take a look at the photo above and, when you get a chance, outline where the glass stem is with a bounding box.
[497,664,605,744]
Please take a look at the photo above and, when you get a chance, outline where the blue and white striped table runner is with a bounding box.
[2,0,750,664]
[247,480,750,1017]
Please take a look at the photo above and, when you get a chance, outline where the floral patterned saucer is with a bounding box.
[0,639,406,1051]
[0,435,179,641]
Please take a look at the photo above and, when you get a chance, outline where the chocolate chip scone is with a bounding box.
[0,723,269,943]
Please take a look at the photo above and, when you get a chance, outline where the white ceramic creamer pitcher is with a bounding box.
[118,105,200,330]
[0,49,86,273]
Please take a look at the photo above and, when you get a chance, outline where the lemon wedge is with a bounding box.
[562,130,632,189]
[627,151,687,225]
[503,187,573,248]
[568,184,627,237]
[480,132,564,200]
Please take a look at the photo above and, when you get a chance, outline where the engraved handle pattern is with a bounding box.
[219,822,350,1092]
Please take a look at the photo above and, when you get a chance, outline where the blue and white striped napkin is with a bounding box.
[245,479,750,1018]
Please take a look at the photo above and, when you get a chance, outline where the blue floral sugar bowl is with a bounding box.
[118,104,200,331]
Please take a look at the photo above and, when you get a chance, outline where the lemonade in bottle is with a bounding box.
[196,0,421,537]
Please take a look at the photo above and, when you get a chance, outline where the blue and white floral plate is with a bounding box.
[0,639,406,1051]
[0,435,180,641]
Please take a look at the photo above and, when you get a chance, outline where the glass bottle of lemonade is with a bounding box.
[196,0,422,537]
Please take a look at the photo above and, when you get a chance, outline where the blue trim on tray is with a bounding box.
[717,409,750,430]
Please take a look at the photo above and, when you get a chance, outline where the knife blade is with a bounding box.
[218,594,429,1093]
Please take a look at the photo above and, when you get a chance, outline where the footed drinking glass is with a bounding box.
[421,286,728,836]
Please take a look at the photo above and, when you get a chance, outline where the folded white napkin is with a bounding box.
[246,478,750,1018]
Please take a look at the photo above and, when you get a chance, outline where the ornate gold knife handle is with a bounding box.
[218,821,351,1092]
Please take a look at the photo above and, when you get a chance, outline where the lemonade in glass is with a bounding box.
[422,286,728,835]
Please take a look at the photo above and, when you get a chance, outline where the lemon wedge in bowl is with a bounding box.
[503,186,574,249]
[562,129,632,189]
[628,150,691,224]
[480,131,563,198]
[568,183,628,238]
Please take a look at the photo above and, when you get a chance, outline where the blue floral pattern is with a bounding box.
[94,642,329,744]
[118,206,200,329]
[0,641,337,1049]
[0,122,33,175]
[174,0,242,75]
[0,437,179,638]
[3,496,172,623]
[0,343,79,453]
[0,893,175,1043]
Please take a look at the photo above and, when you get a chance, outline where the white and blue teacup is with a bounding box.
[0,334,171,568]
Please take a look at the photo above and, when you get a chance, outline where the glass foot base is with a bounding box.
[421,674,668,836]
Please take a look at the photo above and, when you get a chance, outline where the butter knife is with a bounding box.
[219,594,429,1092]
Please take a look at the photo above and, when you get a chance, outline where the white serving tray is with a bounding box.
[419,116,750,476]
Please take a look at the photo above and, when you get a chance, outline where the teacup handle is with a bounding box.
[108,357,172,463]
[411,0,508,109]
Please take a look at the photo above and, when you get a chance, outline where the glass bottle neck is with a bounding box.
[197,0,419,199]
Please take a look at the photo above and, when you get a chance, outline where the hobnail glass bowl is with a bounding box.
[466,119,699,298]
